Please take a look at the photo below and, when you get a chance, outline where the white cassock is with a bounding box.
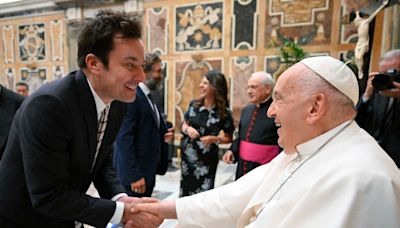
[176,120,400,228]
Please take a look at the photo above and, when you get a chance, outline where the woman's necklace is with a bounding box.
[253,120,354,219]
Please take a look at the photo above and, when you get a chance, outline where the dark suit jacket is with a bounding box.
[356,93,400,167]
[0,85,24,158]
[0,70,126,228]
[114,87,168,196]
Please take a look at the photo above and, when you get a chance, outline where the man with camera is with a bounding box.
[356,49,400,168]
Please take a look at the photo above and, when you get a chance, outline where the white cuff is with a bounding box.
[362,94,370,102]
[109,193,128,224]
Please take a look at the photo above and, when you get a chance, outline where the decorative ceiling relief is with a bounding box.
[232,0,258,50]
[175,1,223,52]
[265,0,332,47]
[18,23,46,62]
[147,7,168,54]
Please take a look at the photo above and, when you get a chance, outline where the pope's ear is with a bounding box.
[306,93,326,124]
[85,54,102,74]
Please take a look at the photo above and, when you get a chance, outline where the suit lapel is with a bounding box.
[75,70,98,177]
[138,87,159,128]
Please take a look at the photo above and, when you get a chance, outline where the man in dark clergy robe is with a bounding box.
[222,71,280,179]
[356,49,400,167]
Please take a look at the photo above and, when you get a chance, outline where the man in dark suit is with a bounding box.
[114,53,174,197]
[0,11,162,228]
[0,84,24,159]
[356,49,400,168]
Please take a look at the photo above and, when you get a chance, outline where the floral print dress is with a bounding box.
[180,101,234,197]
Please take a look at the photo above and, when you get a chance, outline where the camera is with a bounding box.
[372,69,400,91]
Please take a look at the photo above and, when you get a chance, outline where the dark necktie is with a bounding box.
[148,93,160,127]
[92,106,109,171]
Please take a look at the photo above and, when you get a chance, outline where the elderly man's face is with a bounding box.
[247,76,271,104]
[267,64,311,153]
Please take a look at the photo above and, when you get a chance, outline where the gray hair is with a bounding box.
[380,49,400,62]
[301,68,355,110]
[251,71,275,88]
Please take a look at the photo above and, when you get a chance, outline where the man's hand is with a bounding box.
[222,150,235,164]
[363,72,377,100]
[131,178,146,194]
[118,196,159,205]
[119,196,162,228]
[164,127,175,144]
[122,201,163,228]
[381,81,400,99]
[132,200,178,220]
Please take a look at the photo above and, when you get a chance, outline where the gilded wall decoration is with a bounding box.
[175,56,223,129]
[2,25,15,64]
[232,0,257,50]
[175,1,223,52]
[265,0,332,47]
[21,67,47,93]
[147,7,168,54]
[230,56,256,126]
[18,23,46,62]
[50,20,63,61]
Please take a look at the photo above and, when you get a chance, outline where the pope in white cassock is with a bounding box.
[133,56,400,228]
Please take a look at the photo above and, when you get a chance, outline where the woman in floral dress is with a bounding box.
[180,71,234,196]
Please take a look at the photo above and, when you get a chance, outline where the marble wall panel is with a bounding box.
[18,23,46,62]
[50,20,64,61]
[2,25,15,64]
[232,0,257,50]
[230,56,255,125]
[265,0,333,47]
[175,1,224,52]
[147,7,168,54]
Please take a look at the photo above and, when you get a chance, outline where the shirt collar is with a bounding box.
[295,120,352,157]
[139,83,151,97]
[86,78,107,118]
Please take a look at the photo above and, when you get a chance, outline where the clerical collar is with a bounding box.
[296,120,352,157]
[139,82,151,97]
[260,97,272,107]
[86,78,108,120]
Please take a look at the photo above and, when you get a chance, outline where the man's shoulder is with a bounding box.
[1,85,24,105]
[241,103,256,114]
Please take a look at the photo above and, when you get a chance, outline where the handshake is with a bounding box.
[118,196,176,228]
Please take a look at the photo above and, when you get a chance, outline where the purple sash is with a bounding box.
[239,140,279,164]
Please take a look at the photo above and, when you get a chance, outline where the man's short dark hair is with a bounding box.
[144,52,161,72]
[77,10,142,69]
[15,81,29,90]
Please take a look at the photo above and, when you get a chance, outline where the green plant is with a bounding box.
[280,41,306,66]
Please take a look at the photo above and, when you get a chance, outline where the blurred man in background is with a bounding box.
[356,49,400,167]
